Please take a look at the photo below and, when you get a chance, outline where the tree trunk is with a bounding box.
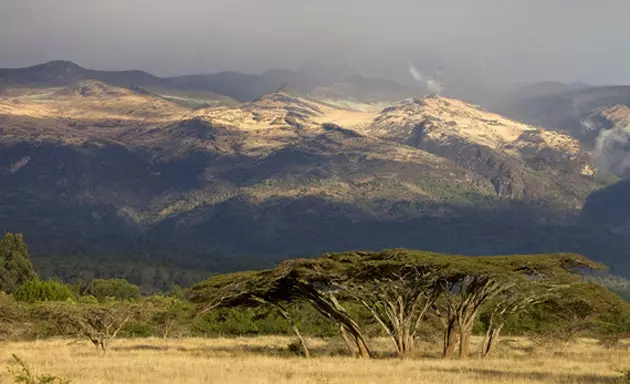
[396,330,404,357]
[482,324,504,358]
[353,330,371,359]
[401,326,413,358]
[329,295,371,358]
[290,322,310,358]
[482,329,495,357]
[443,319,458,358]
[458,308,478,360]
[458,322,473,360]
[340,325,356,357]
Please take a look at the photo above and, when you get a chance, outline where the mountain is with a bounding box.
[2,62,630,281]
[489,84,630,177]
[491,82,630,259]
[0,60,419,107]
[0,61,236,108]
[365,96,596,205]
[0,60,162,87]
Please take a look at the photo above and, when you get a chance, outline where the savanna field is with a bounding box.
[1,336,629,384]
[3,240,630,384]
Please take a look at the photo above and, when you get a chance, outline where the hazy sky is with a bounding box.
[1,0,629,85]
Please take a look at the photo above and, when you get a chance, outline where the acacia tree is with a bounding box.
[289,278,372,358]
[188,260,373,358]
[433,253,602,359]
[78,302,141,353]
[333,250,602,359]
[189,250,602,360]
[188,269,317,358]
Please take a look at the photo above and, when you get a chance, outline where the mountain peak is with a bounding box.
[34,60,83,72]
[54,80,131,98]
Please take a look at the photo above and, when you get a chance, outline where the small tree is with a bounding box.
[35,300,143,353]
[0,233,37,293]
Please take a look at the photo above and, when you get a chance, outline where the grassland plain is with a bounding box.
[0,336,628,384]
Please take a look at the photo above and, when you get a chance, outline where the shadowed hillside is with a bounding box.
[1,63,629,279]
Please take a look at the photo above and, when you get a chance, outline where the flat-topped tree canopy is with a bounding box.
[188,249,604,309]
[187,256,359,311]
[323,249,604,283]
[187,249,605,360]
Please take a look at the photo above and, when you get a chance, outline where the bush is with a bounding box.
[12,279,75,303]
[0,293,26,340]
[144,295,194,338]
[87,279,140,302]
[122,322,154,337]
[194,307,267,336]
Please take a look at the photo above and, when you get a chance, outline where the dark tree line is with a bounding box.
[2,232,630,359]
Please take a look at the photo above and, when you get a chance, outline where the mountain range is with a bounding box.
[1,61,629,286]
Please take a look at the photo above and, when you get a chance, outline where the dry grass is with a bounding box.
[0,336,627,384]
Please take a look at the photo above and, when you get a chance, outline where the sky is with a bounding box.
[1,0,630,85]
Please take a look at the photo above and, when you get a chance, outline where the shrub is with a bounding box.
[122,322,154,337]
[286,341,303,356]
[12,279,75,303]
[195,307,262,336]
[87,279,140,302]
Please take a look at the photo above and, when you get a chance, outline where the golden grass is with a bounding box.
[0,336,627,384]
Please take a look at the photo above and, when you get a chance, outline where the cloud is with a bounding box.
[1,0,630,85]
[593,125,630,176]
[409,64,445,94]
[408,64,424,82]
